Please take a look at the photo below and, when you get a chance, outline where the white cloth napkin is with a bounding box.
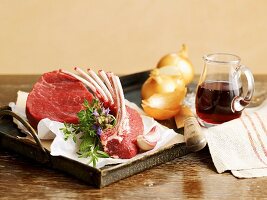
[204,99,267,178]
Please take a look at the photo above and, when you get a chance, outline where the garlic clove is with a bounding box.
[137,135,157,151]
[137,126,160,151]
[143,126,161,143]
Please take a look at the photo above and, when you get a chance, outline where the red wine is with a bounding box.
[195,81,243,124]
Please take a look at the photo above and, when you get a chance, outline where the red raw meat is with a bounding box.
[26,69,144,159]
[26,70,94,129]
[100,106,144,159]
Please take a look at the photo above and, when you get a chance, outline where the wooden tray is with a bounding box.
[0,71,189,188]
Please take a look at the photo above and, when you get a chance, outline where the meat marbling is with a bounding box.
[100,106,144,159]
[26,69,144,159]
[26,70,93,129]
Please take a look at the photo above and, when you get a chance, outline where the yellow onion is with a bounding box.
[142,88,186,110]
[142,105,181,120]
[141,69,178,100]
[157,44,194,85]
[157,65,186,92]
[141,88,186,120]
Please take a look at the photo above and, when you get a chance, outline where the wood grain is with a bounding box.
[2,148,267,199]
[1,75,267,199]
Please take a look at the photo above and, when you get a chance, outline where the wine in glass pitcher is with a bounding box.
[195,53,254,127]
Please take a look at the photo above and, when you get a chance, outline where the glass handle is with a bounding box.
[231,65,255,112]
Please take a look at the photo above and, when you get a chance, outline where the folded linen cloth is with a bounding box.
[204,99,267,178]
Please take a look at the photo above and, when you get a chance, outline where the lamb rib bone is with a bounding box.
[106,72,116,99]
[60,69,101,99]
[111,74,129,135]
[98,70,115,99]
[114,75,129,133]
[74,67,109,104]
[110,74,121,130]
[87,69,114,105]
[63,68,129,140]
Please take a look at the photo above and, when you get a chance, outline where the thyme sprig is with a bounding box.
[60,99,116,167]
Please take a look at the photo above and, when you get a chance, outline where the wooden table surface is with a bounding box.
[1,74,267,199]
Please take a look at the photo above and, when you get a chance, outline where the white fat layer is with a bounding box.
[122,115,130,133]
[111,155,119,159]
[102,133,123,146]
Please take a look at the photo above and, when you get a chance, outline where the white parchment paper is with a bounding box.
[10,91,184,168]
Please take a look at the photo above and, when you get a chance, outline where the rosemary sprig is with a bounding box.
[60,99,116,167]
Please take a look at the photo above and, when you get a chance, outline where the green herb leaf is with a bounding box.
[96,150,109,158]
[61,98,116,167]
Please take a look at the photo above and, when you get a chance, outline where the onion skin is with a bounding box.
[142,104,181,120]
[141,44,192,120]
[141,88,186,120]
[157,56,194,85]
[141,73,177,100]
[156,44,194,85]
[142,88,186,110]
[157,53,181,67]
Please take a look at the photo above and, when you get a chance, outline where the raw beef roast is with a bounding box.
[100,106,144,159]
[26,68,146,159]
[26,70,93,129]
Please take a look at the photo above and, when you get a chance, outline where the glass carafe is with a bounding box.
[195,53,254,127]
